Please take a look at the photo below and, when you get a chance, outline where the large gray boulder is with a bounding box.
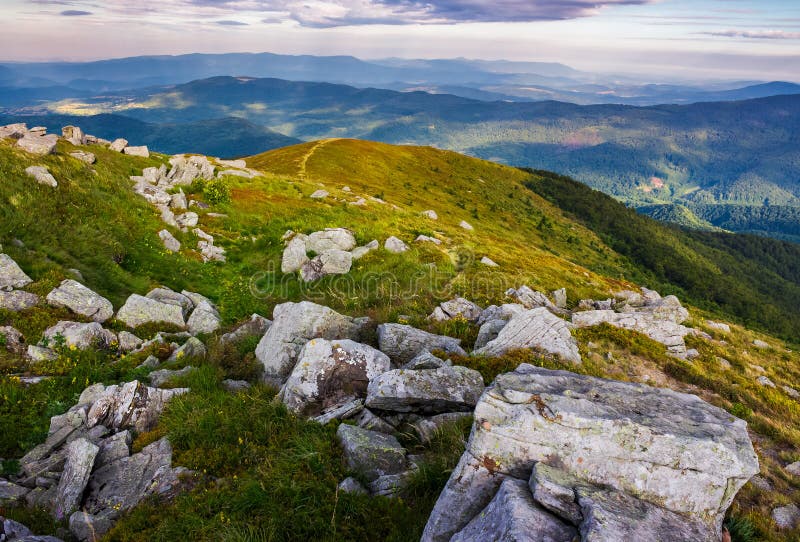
[46,279,113,323]
[336,424,406,481]
[377,323,466,364]
[422,364,759,541]
[281,235,309,273]
[52,438,99,521]
[159,230,181,253]
[474,308,581,364]
[366,366,484,414]
[384,236,409,254]
[305,228,356,253]
[0,254,32,291]
[25,165,57,187]
[280,339,391,416]
[255,302,366,384]
[116,294,186,329]
[299,250,353,282]
[109,138,128,152]
[572,310,692,357]
[146,287,194,318]
[123,145,149,158]
[431,297,483,323]
[62,125,85,145]
[0,290,40,311]
[86,381,188,433]
[450,478,577,542]
[43,321,115,350]
[18,134,58,155]
[186,301,221,335]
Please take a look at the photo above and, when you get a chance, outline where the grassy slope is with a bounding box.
[0,138,798,540]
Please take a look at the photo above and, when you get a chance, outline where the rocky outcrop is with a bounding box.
[254,301,367,384]
[377,323,466,364]
[422,364,759,541]
[474,307,581,364]
[280,339,391,416]
[52,438,99,520]
[62,125,85,146]
[46,279,113,323]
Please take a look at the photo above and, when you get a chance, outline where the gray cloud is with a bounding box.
[60,9,92,15]
[216,19,248,25]
[704,29,800,39]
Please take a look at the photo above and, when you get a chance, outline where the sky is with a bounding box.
[1,0,799,81]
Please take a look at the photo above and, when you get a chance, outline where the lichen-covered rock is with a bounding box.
[336,424,407,481]
[422,364,759,541]
[86,381,188,433]
[123,145,149,157]
[402,351,451,370]
[0,325,25,354]
[366,365,484,414]
[43,321,116,350]
[280,339,391,416]
[281,235,309,273]
[412,412,472,444]
[0,479,30,505]
[299,250,353,282]
[146,288,194,317]
[25,165,58,187]
[26,345,57,362]
[46,279,113,323]
[52,438,99,520]
[255,302,366,384]
[149,366,197,388]
[773,504,800,530]
[0,290,39,311]
[186,301,221,335]
[18,134,58,155]
[305,228,356,253]
[384,236,408,254]
[168,337,207,361]
[116,294,186,329]
[474,308,581,364]
[450,478,577,542]
[431,297,483,322]
[377,323,466,364]
[572,310,693,358]
[69,151,96,164]
[69,510,114,542]
[117,331,143,352]
[474,319,507,350]
[0,253,32,291]
[159,229,181,252]
[220,314,271,345]
[338,477,368,495]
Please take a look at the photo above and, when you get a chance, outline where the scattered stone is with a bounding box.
[281,235,309,273]
[0,254,33,291]
[168,337,207,362]
[476,308,581,364]
[415,235,441,245]
[772,504,800,530]
[116,294,186,329]
[550,288,567,309]
[46,279,113,323]
[222,379,251,393]
[336,424,406,481]
[280,339,391,416]
[412,412,472,444]
[109,138,128,152]
[0,290,40,311]
[123,145,149,158]
[422,364,759,541]
[159,230,181,253]
[384,236,409,254]
[716,356,732,369]
[474,319,507,350]
[366,366,484,414]
[25,165,57,187]
[706,321,731,333]
[175,212,199,229]
[149,366,197,388]
[338,477,368,495]
[220,314,271,345]
[69,151,96,164]
[785,461,800,477]
[422,210,438,220]
[255,302,366,384]
[69,510,114,542]
[312,399,365,425]
[377,323,466,364]
[186,301,221,335]
[479,256,498,267]
[459,220,474,231]
[43,321,116,350]
[310,190,329,199]
[757,375,776,388]
[0,479,29,505]
[27,345,58,362]
[431,297,483,322]
[52,438,99,520]
[782,385,799,399]
[753,339,770,349]
[450,478,577,542]
[170,191,188,210]
[136,355,160,370]
[572,309,691,358]
[403,351,451,370]
[0,325,25,354]
[505,286,554,310]
[300,250,353,282]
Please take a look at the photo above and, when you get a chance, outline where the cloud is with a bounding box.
[183,0,657,27]
[60,9,92,15]
[216,19,248,25]
[704,29,800,40]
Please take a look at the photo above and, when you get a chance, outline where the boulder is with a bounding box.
[186,301,221,335]
[421,210,438,220]
[95,430,132,468]
[412,412,472,444]
[305,229,356,253]
[338,477,368,495]
[505,286,553,310]
[123,145,149,158]
[117,331,143,352]
[757,375,776,387]
[0,479,29,505]
[0,325,25,354]
[415,235,441,245]
[572,310,692,358]
[69,510,114,541]
[17,134,58,155]
[384,236,408,254]
[336,424,406,481]
[27,345,58,362]
[351,240,379,260]
[25,165,57,187]
[170,191,188,210]
[753,339,770,349]
[255,302,366,383]
[366,366,484,414]
[300,250,353,281]
[432,297,483,322]
[422,364,759,541]
[0,290,39,311]
[474,319,507,350]
[159,230,181,252]
[149,366,197,388]
[312,399,365,425]
[222,379,251,393]
[108,138,128,152]
[773,504,800,530]
[0,122,29,139]
[116,294,186,329]
[69,151,96,164]
[281,235,309,273]
[377,323,466,364]
[52,438,99,520]
[479,256,498,267]
[168,337,207,361]
[175,212,199,229]
[459,220,474,231]
[46,279,113,323]
[280,339,391,416]
[450,478,577,542]
[551,288,567,309]
[86,381,188,433]
[706,320,731,333]
[43,321,115,350]
[220,314,271,345]
[475,308,581,364]
[0,254,32,291]
[310,189,329,199]
[403,351,451,370]
[62,125,85,145]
